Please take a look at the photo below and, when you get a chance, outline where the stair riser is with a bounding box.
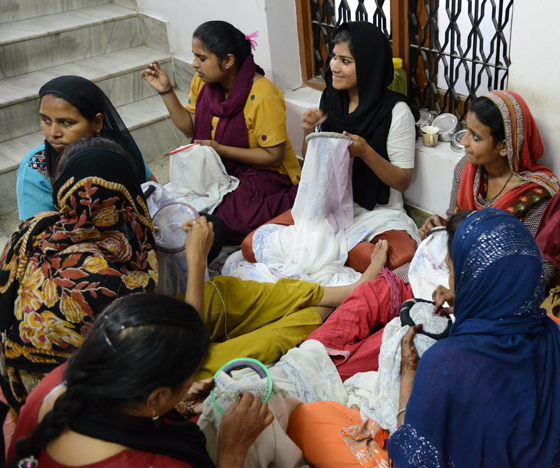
[0,0,111,25]
[132,119,189,164]
[0,18,142,79]
[0,118,188,216]
[0,60,173,144]
[0,170,18,217]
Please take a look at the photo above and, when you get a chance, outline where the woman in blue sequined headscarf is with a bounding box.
[387,208,560,467]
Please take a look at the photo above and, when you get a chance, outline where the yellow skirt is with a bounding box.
[177,276,324,380]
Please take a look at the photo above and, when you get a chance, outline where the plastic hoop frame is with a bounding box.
[210,358,273,415]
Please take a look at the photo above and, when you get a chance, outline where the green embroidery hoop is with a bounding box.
[210,358,273,416]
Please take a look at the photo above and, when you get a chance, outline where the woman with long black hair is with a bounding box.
[8,294,273,468]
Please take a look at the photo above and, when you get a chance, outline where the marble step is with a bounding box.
[0,90,191,216]
[0,4,142,79]
[0,0,111,25]
[0,45,173,144]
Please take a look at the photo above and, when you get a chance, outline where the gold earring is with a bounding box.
[152,410,159,421]
[94,130,101,137]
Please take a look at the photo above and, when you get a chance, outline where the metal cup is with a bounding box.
[421,126,439,148]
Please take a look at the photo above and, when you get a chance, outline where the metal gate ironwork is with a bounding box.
[409,0,514,120]
[307,0,514,119]
[310,0,391,79]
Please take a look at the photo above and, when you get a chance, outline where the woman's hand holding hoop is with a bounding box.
[432,285,454,315]
[219,392,274,460]
[419,214,447,240]
[194,139,223,155]
[342,131,371,158]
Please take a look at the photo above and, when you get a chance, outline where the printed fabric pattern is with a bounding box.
[0,149,157,410]
[27,149,49,180]
[341,418,390,467]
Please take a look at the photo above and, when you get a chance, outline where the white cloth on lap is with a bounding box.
[408,227,450,300]
[224,132,420,286]
[345,301,448,434]
[165,144,239,214]
[199,365,307,468]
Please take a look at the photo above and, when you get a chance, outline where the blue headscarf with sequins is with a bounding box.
[387,208,560,467]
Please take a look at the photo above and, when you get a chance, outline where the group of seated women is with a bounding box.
[1,16,559,468]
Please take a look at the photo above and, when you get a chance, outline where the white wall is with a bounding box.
[507,0,560,177]
[136,0,302,90]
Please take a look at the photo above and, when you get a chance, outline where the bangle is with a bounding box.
[397,408,407,418]
[159,85,174,96]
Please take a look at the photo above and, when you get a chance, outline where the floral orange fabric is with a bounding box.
[457,90,559,218]
[341,418,390,467]
[0,148,157,411]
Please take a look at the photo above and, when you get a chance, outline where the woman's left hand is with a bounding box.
[401,324,422,375]
[195,139,223,155]
[177,378,214,419]
[343,131,371,158]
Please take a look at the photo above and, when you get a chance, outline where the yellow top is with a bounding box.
[186,74,301,185]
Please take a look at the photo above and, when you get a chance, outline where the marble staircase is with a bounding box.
[0,0,192,217]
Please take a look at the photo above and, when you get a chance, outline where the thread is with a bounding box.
[144,83,184,147]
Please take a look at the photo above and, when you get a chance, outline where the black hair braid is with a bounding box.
[10,294,209,466]
[11,384,87,466]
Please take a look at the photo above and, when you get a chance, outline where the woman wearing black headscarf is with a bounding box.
[16,76,157,221]
[242,22,420,272]
[2,138,158,412]
[304,22,419,271]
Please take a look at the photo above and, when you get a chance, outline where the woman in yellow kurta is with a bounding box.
[143,21,301,244]
[178,216,387,381]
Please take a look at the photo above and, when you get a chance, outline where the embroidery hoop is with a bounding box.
[210,358,273,415]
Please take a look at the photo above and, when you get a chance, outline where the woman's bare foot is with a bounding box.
[357,239,388,284]
[316,240,389,312]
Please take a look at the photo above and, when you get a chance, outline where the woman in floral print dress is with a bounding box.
[0,138,158,412]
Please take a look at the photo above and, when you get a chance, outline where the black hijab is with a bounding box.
[39,75,147,181]
[320,22,418,210]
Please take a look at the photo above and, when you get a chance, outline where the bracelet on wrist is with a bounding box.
[397,408,407,418]
[159,85,174,96]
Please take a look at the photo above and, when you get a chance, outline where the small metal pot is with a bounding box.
[451,129,467,153]
[432,114,460,142]
[416,109,434,128]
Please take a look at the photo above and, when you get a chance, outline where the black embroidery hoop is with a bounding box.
[399,298,452,341]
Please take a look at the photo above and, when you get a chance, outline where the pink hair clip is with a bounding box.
[245,30,259,50]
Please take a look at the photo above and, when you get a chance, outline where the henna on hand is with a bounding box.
[401,324,422,373]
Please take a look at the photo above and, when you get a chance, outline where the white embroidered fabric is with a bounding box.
[264,340,349,405]
[408,227,450,300]
[223,132,420,286]
[199,365,308,468]
[165,144,239,214]
[345,301,449,434]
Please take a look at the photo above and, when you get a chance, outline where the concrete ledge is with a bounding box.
[404,140,464,216]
